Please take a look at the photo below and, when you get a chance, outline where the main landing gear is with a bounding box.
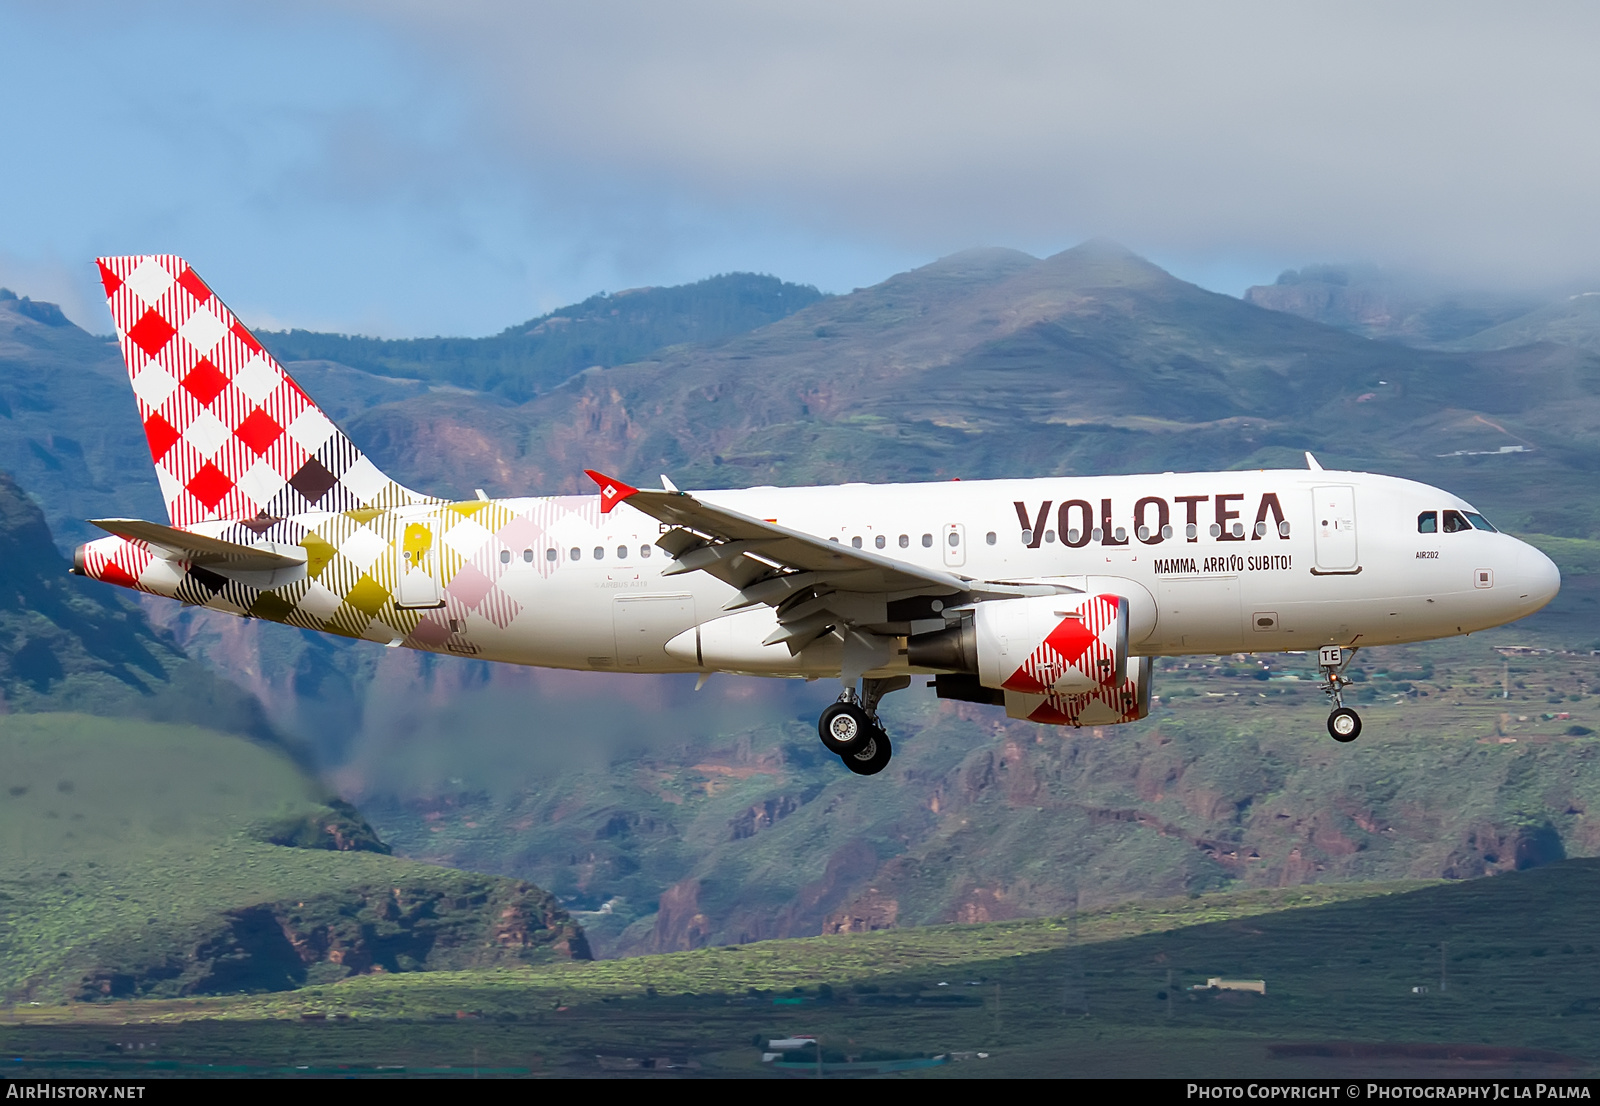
[1318,645,1362,742]
[819,676,908,775]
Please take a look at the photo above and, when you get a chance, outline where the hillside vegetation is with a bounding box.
[0,713,589,1004]
[6,860,1598,1077]
[258,273,824,403]
[352,632,1600,957]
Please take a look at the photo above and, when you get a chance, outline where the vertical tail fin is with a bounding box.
[96,254,425,527]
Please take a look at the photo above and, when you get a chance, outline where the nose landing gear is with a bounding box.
[1318,645,1362,742]
[1327,706,1362,742]
[818,675,908,775]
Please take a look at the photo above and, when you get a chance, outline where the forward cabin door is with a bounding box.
[1312,486,1359,572]
[396,521,445,609]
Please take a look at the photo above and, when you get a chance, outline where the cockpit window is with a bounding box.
[1417,511,1437,533]
[1464,512,1497,532]
[1442,510,1472,533]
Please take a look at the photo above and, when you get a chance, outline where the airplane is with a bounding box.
[72,255,1562,775]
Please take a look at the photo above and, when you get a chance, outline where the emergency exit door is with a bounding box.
[396,521,445,609]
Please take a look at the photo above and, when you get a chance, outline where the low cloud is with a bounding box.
[358,0,1600,289]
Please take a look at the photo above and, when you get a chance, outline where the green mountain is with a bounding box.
[258,272,826,403]
[1441,291,1600,355]
[337,241,1600,540]
[351,628,1600,957]
[0,469,271,738]
[7,863,1600,1077]
[0,712,589,1003]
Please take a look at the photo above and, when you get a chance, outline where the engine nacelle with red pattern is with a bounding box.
[1003,654,1152,726]
[914,592,1152,727]
[975,592,1129,695]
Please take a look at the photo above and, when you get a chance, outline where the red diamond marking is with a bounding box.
[235,408,283,455]
[177,267,211,303]
[127,310,176,358]
[96,260,123,298]
[187,462,234,510]
[181,358,229,406]
[99,560,140,589]
[142,413,182,461]
[230,319,262,353]
[1043,615,1097,665]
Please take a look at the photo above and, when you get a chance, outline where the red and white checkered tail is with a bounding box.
[96,255,424,527]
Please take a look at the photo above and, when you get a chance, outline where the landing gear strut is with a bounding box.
[1318,646,1362,742]
[819,675,908,774]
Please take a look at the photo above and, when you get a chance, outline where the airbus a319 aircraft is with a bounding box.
[74,256,1562,775]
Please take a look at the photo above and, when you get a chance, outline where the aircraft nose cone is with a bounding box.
[1516,543,1561,614]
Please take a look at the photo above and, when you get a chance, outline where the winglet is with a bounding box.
[1305,451,1324,472]
[585,470,639,513]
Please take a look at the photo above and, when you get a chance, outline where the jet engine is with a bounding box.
[909,592,1153,726]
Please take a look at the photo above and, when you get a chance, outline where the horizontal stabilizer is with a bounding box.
[90,518,307,572]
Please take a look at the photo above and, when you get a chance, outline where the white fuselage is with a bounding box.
[394,468,1558,677]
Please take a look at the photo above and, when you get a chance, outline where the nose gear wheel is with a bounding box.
[1327,707,1362,742]
[1318,646,1363,742]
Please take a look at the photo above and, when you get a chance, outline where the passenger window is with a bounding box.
[545,548,557,562]
[947,531,960,547]
[617,545,627,559]
[499,549,511,564]
[852,536,862,548]
[1464,512,1497,532]
[1044,529,1056,543]
[1021,529,1033,544]
[1418,511,1437,533]
[875,535,886,549]
[898,534,909,548]
[570,547,580,561]
[922,533,933,548]
[594,546,605,559]
[523,548,534,563]
[640,544,652,558]
[985,531,996,545]
[1443,510,1471,533]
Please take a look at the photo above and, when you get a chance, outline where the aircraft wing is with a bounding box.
[585,471,1056,651]
[90,518,308,572]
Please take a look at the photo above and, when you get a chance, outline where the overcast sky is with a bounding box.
[4,1,1599,336]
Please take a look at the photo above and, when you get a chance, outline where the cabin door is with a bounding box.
[1311,486,1359,572]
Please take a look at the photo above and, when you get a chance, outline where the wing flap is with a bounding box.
[586,471,1071,655]
[614,485,971,596]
